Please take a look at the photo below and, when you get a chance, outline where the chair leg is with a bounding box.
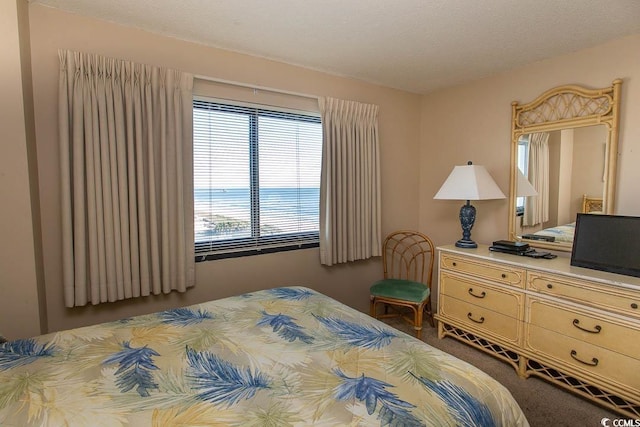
[414,304,423,340]
[425,299,435,327]
[369,297,378,319]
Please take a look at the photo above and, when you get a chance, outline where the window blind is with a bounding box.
[193,99,322,259]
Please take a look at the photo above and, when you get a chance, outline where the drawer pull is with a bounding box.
[572,319,602,334]
[546,283,553,289]
[570,350,598,367]
[632,303,638,309]
[501,273,507,279]
[452,262,457,267]
[468,288,486,298]
[467,312,485,324]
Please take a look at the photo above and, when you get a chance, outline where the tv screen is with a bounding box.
[571,213,640,278]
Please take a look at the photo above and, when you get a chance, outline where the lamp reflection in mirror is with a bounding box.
[517,169,538,197]
[434,161,506,248]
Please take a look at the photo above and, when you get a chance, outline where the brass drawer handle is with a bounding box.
[632,303,638,309]
[468,288,486,299]
[570,350,598,367]
[572,319,602,334]
[467,312,485,324]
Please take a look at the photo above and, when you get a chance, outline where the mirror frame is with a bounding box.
[508,79,622,252]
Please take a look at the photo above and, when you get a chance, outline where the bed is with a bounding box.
[0,286,528,426]
[523,195,602,243]
[525,222,576,243]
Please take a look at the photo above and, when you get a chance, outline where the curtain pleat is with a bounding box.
[318,97,381,266]
[523,132,550,227]
[59,50,195,307]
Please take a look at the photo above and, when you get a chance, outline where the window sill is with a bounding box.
[196,242,319,262]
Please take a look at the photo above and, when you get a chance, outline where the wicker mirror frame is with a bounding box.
[508,79,622,252]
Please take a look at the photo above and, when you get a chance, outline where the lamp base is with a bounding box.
[455,239,478,248]
[457,201,478,249]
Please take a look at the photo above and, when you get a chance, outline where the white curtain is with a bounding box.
[59,50,195,307]
[318,97,381,266]
[523,132,550,226]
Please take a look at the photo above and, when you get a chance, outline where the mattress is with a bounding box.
[0,286,528,426]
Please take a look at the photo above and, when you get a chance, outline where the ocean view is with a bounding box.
[194,187,320,242]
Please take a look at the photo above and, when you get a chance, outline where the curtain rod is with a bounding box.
[194,74,320,101]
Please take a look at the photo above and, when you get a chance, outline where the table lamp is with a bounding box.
[517,169,538,197]
[434,161,506,248]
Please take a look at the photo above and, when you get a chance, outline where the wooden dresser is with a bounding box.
[435,245,640,418]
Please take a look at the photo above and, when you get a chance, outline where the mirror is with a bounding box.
[508,80,622,252]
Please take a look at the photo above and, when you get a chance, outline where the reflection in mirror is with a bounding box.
[514,126,606,245]
[508,80,622,252]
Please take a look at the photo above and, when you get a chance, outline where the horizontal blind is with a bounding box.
[193,99,322,258]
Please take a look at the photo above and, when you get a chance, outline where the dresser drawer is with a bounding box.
[439,294,521,344]
[528,271,640,319]
[527,296,640,360]
[440,253,525,288]
[525,324,640,399]
[440,272,523,320]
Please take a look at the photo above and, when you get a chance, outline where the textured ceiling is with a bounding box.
[30,0,640,94]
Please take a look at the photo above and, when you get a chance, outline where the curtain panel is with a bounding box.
[59,50,195,307]
[523,132,550,227]
[318,97,382,266]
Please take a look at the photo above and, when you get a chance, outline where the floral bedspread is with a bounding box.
[0,287,528,426]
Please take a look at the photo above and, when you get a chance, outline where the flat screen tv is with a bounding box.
[571,213,640,278]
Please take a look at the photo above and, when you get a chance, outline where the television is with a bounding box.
[571,213,640,278]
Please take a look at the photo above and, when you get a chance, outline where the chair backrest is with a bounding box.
[382,230,435,286]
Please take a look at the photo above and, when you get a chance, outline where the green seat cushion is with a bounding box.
[370,279,430,303]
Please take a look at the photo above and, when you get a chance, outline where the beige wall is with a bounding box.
[0,0,45,339]
[539,129,564,229]
[420,34,640,250]
[571,125,607,217]
[26,5,421,334]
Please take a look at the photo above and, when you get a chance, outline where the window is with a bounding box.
[193,99,322,260]
[516,135,530,216]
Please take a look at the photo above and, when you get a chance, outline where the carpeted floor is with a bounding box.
[386,319,622,427]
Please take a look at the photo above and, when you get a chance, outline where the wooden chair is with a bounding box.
[369,230,435,339]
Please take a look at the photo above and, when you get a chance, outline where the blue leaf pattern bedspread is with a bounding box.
[0,287,528,426]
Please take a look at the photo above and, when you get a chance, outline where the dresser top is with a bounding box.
[438,244,640,291]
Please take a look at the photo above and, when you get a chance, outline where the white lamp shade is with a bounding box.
[517,169,538,197]
[434,164,505,201]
